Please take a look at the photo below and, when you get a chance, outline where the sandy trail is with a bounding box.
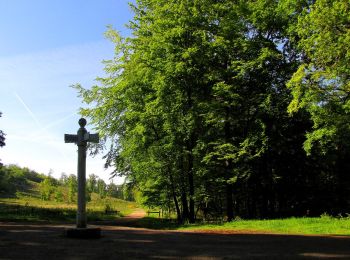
[123,208,147,219]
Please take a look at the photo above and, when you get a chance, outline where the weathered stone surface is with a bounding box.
[64,118,100,232]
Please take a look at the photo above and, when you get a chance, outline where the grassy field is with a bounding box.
[130,215,350,236]
[178,216,350,235]
[0,168,348,236]
[1,194,349,236]
[0,193,137,222]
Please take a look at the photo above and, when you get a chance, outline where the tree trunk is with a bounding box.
[187,151,195,223]
[185,81,196,224]
[168,169,182,222]
[180,156,189,222]
[224,107,234,221]
[226,182,234,221]
[173,191,181,222]
[181,191,189,222]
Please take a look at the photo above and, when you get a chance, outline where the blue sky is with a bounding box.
[0,0,134,183]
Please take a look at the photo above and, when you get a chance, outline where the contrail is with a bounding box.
[14,92,42,128]
[13,91,70,161]
[30,111,76,138]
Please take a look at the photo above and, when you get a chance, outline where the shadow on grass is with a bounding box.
[115,217,226,230]
[122,217,181,229]
[0,202,76,222]
[0,202,236,232]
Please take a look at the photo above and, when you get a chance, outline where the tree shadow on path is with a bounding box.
[0,222,350,259]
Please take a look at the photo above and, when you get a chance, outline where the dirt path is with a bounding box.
[124,208,147,219]
[92,208,147,226]
[111,208,146,224]
[1,211,350,259]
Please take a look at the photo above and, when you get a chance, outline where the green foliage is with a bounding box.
[0,164,139,222]
[288,0,350,153]
[97,179,107,198]
[54,189,64,202]
[106,182,123,199]
[74,0,350,222]
[122,180,137,202]
[39,177,56,201]
[67,174,77,203]
[0,165,45,196]
[87,173,98,193]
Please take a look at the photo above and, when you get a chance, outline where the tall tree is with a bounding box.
[87,173,98,193]
[76,0,344,220]
[67,174,77,203]
[97,178,107,198]
[288,0,350,153]
[39,177,56,201]
[287,0,350,213]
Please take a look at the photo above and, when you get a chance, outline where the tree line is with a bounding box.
[0,164,134,202]
[75,0,350,222]
[38,173,125,203]
[0,112,5,166]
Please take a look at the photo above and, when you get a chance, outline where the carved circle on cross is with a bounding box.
[79,118,87,128]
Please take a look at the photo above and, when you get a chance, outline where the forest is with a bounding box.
[72,0,350,223]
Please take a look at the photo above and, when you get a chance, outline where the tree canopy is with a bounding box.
[288,0,350,153]
[76,0,350,221]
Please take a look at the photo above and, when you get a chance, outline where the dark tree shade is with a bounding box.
[0,131,4,147]
[0,112,5,166]
[0,112,4,147]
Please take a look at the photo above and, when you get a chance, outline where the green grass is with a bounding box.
[1,194,349,236]
[176,216,350,236]
[2,180,349,236]
[127,215,350,236]
[0,193,138,222]
[87,193,137,216]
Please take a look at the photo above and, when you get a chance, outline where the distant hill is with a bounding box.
[0,164,131,202]
[0,164,138,221]
[0,164,45,197]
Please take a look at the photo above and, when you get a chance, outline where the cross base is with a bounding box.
[64,227,101,239]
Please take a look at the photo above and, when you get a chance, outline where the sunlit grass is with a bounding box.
[178,216,350,235]
[124,213,350,236]
[0,193,137,222]
[2,192,349,236]
[87,193,137,216]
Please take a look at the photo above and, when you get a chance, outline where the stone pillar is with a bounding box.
[77,118,87,228]
[64,118,101,238]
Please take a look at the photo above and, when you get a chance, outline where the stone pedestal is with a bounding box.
[64,227,101,239]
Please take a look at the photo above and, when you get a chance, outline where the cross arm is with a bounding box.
[86,133,99,143]
[64,134,78,143]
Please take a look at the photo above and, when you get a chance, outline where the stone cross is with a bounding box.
[64,118,99,229]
